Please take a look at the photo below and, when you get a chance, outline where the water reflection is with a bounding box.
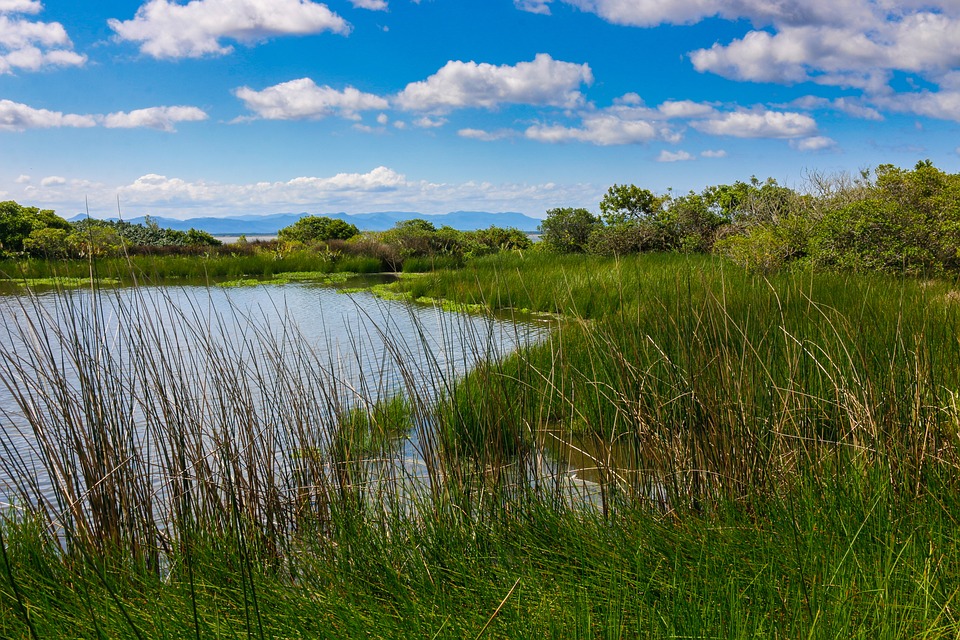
[0,282,543,512]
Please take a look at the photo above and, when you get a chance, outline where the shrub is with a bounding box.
[539,207,600,253]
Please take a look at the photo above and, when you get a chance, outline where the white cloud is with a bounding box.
[109,0,350,59]
[658,100,716,118]
[692,110,818,138]
[0,99,213,132]
[690,26,891,91]
[13,168,604,218]
[790,136,837,151]
[538,1,960,113]
[103,106,208,132]
[551,0,915,30]
[14,173,30,183]
[515,0,552,15]
[525,113,670,145]
[786,95,884,121]
[235,78,388,120]
[874,90,960,122]
[414,116,447,128]
[0,1,42,14]
[0,99,96,131]
[687,6,960,94]
[657,150,694,162]
[0,6,86,73]
[395,53,592,112]
[700,149,727,158]
[458,128,514,141]
[350,0,387,10]
[40,175,65,187]
[116,167,407,207]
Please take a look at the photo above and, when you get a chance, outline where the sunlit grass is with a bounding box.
[0,253,959,635]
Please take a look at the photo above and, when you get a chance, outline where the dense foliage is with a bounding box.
[277,214,360,243]
[540,160,960,276]
[275,216,533,272]
[0,205,222,259]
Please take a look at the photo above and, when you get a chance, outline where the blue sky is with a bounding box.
[1,0,959,219]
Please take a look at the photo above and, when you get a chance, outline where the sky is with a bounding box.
[1,0,960,220]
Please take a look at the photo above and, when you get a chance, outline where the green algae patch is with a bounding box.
[217,271,354,287]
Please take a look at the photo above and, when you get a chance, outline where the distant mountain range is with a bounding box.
[67,211,543,235]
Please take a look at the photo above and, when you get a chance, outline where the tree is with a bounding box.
[599,184,666,226]
[0,201,71,255]
[278,215,360,243]
[469,226,532,253]
[663,191,730,253]
[539,207,599,253]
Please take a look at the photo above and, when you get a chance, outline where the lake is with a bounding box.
[0,279,611,528]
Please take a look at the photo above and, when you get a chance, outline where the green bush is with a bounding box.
[278,215,360,243]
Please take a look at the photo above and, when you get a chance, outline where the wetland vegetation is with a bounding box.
[1,162,960,637]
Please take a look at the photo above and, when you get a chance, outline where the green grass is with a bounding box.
[2,478,959,637]
[1,251,960,636]
[0,250,384,288]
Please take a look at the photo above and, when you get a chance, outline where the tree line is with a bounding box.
[7,159,957,277]
[0,202,533,272]
[540,160,960,276]
[0,203,221,258]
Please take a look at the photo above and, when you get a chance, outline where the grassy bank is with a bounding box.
[0,253,959,636]
[0,250,384,290]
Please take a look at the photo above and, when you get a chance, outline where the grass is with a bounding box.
[0,250,384,290]
[0,252,959,636]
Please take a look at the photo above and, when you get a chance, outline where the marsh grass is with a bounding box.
[0,254,959,636]
[0,250,384,291]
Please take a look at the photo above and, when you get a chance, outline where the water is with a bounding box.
[0,281,547,515]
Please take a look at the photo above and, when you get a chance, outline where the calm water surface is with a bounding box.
[0,281,547,505]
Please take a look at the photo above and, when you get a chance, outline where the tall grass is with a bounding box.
[0,254,959,635]
[406,252,960,507]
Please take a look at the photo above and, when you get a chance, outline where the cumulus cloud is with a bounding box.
[350,0,387,10]
[0,99,96,131]
[658,100,717,118]
[686,4,960,93]
[0,1,42,14]
[548,0,920,30]
[874,90,960,122]
[395,53,592,112]
[0,3,86,73]
[39,175,64,187]
[0,99,214,132]
[235,78,388,120]
[515,96,825,146]
[103,106,208,131]
[12,168,604,218]
[657,150,694,162]
[532,1,960,119]
[790,136,837,151]
[525,112,670,145]
[700,149,727,158]
[108,0,350,59]
[692,110,818,138]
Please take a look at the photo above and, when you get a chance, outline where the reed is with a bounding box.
[0,254,957,635]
